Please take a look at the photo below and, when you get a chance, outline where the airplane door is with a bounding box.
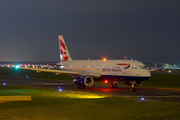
[122,67,127,74]
[95,65,101,72]
[122,64,130,74]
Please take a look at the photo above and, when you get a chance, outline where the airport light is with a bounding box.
[103,58,106,61]
[141,97,145,101]
[26,76,29,79]
[15,65,19,69]
[3,82,6,85]
[141,96,145,101]
[58,87,62,92]
[105,80,108,84]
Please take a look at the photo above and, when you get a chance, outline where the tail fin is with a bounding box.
[58,35,72,62]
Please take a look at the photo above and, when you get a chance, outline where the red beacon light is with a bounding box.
[103,58,107,61]
[105,80,108,83]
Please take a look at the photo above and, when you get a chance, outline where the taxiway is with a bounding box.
[1,76,180,103]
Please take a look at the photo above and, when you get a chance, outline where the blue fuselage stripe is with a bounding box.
[94,75,150,81]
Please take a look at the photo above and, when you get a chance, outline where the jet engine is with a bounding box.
[73,76,94,87]
[123,80,143,86]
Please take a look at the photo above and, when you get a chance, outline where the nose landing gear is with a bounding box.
[130,81,136,92]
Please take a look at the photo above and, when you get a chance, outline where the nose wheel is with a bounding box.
[130,87,135,92]
[130,81,136,92]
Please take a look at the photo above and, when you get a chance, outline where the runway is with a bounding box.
[1,76,180,103]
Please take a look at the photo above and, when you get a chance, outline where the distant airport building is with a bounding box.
[145,63,180,69]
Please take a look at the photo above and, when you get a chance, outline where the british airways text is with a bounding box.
[103,68,121,72]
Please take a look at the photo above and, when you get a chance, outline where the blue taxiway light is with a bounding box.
[3,82,6,85]
[26,76,29,78]
[141,97,145,101]
[58,87,62,91]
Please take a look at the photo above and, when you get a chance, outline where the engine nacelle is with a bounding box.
[73,76,94,87]
[123,80,143,86]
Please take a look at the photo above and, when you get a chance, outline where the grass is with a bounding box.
[143,73,180,89]
[1,85,180,120]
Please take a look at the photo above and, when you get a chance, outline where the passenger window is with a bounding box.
[136,66,140,69]
[140,66,144,69]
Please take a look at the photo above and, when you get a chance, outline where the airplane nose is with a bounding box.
[139,70,151,77]
[144,70,151,77]
[140,70,151,80]
[147,71,151,77]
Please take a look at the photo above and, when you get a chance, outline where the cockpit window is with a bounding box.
[132,65,147,69]
[143,66,147,69]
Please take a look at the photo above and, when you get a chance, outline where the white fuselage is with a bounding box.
[60,59,151,81]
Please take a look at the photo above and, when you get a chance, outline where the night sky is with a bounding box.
[0,0,180,63]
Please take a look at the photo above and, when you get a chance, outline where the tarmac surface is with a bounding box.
[1,76,180,103]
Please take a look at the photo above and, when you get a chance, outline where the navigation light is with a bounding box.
[103,58,106,61]
[3,82,6,85]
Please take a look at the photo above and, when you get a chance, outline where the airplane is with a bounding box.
[20,35,151,92]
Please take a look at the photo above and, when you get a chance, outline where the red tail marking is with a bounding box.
[63,56,68,61]
[60,47,68,61]
[59,39,66,50]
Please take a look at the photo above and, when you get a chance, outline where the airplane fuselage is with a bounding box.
[60,59,151,82]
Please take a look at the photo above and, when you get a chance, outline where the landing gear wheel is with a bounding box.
[130,87,135,92]
[130,80,136,92]
[113,84,117,89]
[78,85,81,89]
[110,83,113,89]
[110,83,117,89]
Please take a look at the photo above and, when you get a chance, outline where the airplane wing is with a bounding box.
[20,67,101,78]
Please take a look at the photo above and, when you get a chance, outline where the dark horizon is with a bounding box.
[0,1,180,63]
[0,60,179,65]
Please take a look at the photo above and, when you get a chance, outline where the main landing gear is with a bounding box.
[110,81,118,89]
[130,81,136,92]
[78,85,85,89]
